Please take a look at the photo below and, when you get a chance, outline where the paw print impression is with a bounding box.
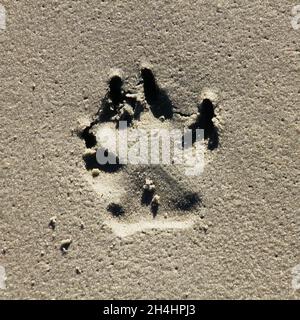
[77,65,221,236]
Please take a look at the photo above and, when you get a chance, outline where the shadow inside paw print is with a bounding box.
[140,67,175,119]
[183,98,219,151]
[78,66,220,221]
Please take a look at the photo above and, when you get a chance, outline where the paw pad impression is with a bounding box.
[77,65,221,233]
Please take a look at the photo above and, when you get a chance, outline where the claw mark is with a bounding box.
[141,66,174,119]
[188,98,219,150]
[109,74,124,106]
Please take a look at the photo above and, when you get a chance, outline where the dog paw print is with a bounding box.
[77,64,222,235]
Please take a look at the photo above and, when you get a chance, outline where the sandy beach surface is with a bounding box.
[0,0,299,299]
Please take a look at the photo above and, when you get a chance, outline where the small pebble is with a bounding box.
[143,178,156,192]
[49,216,57,230]
[202,225,208,232]
[60,239,72,253]
[75,267,82,275]
[151,195,161,206]
[91,168,100,177]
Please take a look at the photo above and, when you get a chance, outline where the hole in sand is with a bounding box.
[109,75,124,106]
[141,189,155,206]
[141,67,159,104]
[83,151,123,173]
[196,98,219,150]
[141,67,174,119]
[107,203,125,217]
[175,192,201,211]
[183,98,219,150]
[79,125,97,148]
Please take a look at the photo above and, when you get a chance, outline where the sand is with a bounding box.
[0,0,299,299]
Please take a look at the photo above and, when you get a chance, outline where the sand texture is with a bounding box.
[0,0,299,299]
